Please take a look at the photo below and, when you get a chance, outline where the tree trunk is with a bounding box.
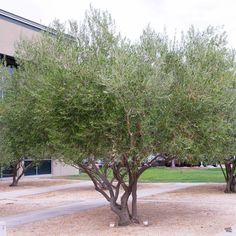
[109,189,133,226]
[9,161,25,187]
[9,164,19,187]
[131,179,139,223]
[9,176,20,187]
[225,176,236,193]
[118,207,132,226]
[110,200,132,226]
[171,159,176,168]
[224,162,236,193]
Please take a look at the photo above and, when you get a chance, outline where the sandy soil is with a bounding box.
[0,199,55,217]
[6,183,236,236]
[23,183,161,201]
[0,178,76,192]
[0,178,81,217]
[23,186,101,201]
[0,183,161,217]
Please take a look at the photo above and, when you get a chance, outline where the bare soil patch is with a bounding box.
[23,185,101,201]
[0,199,55,217]
[7,183,236,236]
[1,183,161,217]
[0,178,81,216]
[0,178,76,192]
[0,186,101,218]
[23,183,161,201]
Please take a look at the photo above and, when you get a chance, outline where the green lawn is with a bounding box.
[139,167,224,182]
[64,167,224,183]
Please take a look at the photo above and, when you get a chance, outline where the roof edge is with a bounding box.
[0,8,48,31]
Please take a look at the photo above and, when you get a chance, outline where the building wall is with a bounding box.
[0,17,40,56]
[52,160,79,176]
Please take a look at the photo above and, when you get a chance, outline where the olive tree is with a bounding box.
[153,26,236,191]
[0,53,50,186]
[10,8,173,225]
[219,88,236,193]
[0,106,49,186]
[6,7,236,226]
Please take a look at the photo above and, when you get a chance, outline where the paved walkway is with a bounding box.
[0,182,201,227]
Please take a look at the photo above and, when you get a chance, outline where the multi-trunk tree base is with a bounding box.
[77,156,157,226]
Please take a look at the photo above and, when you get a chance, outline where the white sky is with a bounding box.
[1,0,236,48]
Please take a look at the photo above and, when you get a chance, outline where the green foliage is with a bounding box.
[1,7,235,172]
[0,57,50,168]
[150,26,236,162]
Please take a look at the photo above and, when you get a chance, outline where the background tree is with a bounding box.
[151,26,236,176]
[219,80,236,193]
[0,53,50,186]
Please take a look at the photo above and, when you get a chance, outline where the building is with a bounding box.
[0,9,79,177]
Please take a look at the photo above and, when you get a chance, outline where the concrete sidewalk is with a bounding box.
[0,182,201,227]
[1,199,107,226]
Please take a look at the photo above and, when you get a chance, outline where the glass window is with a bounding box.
[0,65,14,99]
[24,160,36,176]
[24,159,52,176]
[38,160,52,175]
[8,67,14,75]
[1,165,14,178]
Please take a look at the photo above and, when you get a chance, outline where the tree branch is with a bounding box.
[220,163,227,181]
[78,164,111,202]
[112,164,128,191]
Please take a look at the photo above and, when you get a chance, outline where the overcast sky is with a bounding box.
[1,0,236,48]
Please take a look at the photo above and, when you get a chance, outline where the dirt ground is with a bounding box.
[0,178,76,192]
[0,178,82,217]
[0,182,160,217]
[4,182,236,236]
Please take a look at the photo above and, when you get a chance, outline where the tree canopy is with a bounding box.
[1,6,236,223]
